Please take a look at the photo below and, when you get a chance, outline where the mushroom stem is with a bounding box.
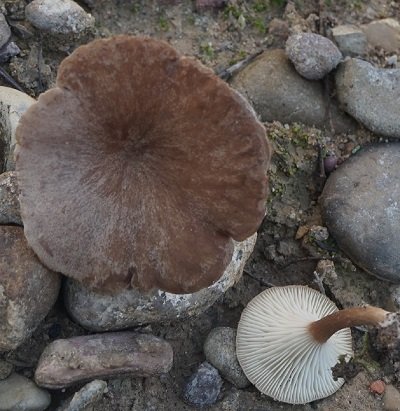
[308,306,391,344]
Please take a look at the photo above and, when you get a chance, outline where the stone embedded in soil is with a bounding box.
[0,226,61,351]
[0,14,11,49]
[58,379,107,411]
[182,362,222,408]
[203,327,249,389]
[384,385,400,411]
[64,235,256,331]
[0,86,35,171]
[0,41,20,63]
[0,359,12,380]
[0,171,21,225]
[0,373,51,411]
[362,18,400,53]
[321,143,400,283]
[34,332,173,389]
[285,33,342,80]
[332,24,368,57]
[335,58,400,138]
[230,49,355,133]
[25,0,95,35]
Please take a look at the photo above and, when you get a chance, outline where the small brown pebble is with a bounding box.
[323,155,338,173]
[196,0,226,10]
[369,379,385,395]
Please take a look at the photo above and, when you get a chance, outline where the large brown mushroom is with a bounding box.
[15,36,270,294]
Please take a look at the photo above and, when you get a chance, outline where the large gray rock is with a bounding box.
[35,332,173,389]
[0,86,35,171]
[335,58,400,138]
[231,49,355,133]
[321,144,400,283]
[0,13,11,49]
[285,33,342,80]
[64,235,256,331]
[25,0,95,35]
[0,226,61,351]
[203,327,249,388]
[0,171,21,225]
[0,373,51,411]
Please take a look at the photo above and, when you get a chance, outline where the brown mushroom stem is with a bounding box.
[308,306,391,344]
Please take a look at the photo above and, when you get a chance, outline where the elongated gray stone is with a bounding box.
[35,332,173,389]
[335,58,400,138]
[321,143,400,283]
[0,171,21,225]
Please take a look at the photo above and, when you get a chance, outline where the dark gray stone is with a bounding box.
[0,226,61,351]
[321,143,400,283]
[204,327,249,388]
[0,171,21,225]
[0,373,51,411]
[25,0,95,35]
[63,236,256,331]
[0,14,11,49]
[231,49,355,133]
[183,362,222,408]
[0,41,20,63]
[331,25,367,57]
[35,332,173,389]
[335,58,400,138]
[0,360,12,380]
[285,33,342,80]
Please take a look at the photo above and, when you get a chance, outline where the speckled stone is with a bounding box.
[182,362,222,408]
[25,0,95,35]
[335,58,400,138]
[0,373,51,411]
[0,172,21,225]
[0,226,61,351]
[57,380,107,410]
[231,49,355,133]
[204,327,249,388]
[285,33,342,80]
[64,235,256,331]
[35,332,173,389]
[321,143,400,283]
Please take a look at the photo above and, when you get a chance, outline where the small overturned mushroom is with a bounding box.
[236,285,390,404]
[15,35,270,294]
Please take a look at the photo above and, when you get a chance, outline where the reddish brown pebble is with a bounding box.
[34,332,173,389]
[369,379,385,395]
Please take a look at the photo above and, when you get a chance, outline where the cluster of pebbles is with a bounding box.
[0,0,399,410]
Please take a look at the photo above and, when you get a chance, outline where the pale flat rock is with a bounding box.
[0,86,35,171]
[231,49,355,133]
[0,373,51,411]
[335,58,400,137]
[0,226,61,351]
[362,18,400,53]
[321,143,400,283]
[0,171,21,225]
[25,0,94,35]
[35,332,173,389]
[64,235,256,331]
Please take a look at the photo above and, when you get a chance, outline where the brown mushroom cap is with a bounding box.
[15,36,270,294]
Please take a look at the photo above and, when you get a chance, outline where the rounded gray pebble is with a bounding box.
[0,13,11,49]
[286,32,342,80]
[183,362,223,408]
[321,143,400,283]
[25,0,95,35]
[204,327,249,388]
[0,373,51,411]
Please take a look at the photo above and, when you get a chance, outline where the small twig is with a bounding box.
[217,50,263,81]
[0,67,24,92]
[313,271,326,294]
[318,143,326,178]
[243,269,276,288]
